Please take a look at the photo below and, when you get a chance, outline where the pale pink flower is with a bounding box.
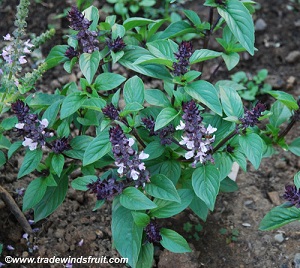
[24,39,34,48]
[130,169,139,180]
[18,55,27,64]
[3,34,12,41]
[40,118,49,128]
[138,151,149,160]
[22,137,38,150]
[15,123,24,129]
[176,120,185,130]
[128,138,135,147]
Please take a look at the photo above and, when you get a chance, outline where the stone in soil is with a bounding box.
[285,51,300,63]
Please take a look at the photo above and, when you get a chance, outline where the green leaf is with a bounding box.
[192,164,220,211]
[83,131,111,166]
[294,171,300,190]
[93,200,105,211]
[60,92,86,119]
[33,171,69,222]
[57,120,70,138]
[82,97,106,112]
[71,175,98,191]
[84,6,99,30]
[183,9,201,26]
[150,189,193,218]
[18,149,43,179]
[119,46,173,81]
[219,84,244,118]
[120,102,144,116]
[79,51,101,84]
[147,40,177,61]
[145,89,171,107]
[94,73,126,91]
[0,151,6,167]
[217,0,254,55]
[189,195,209,221]
[160,228,191,253]
[154,107,179,131]
[123,17,154,30]
[190,49,222,64]
[23,177,47,211]
[0,117,18,130]
[45,45,69,69]
[269,101,292,128]
[213,152,233,180]
[123,76,145,105]
[137,243,154,268]
[222,52,240,71]
[131,211,150,227]
[159,160,181,185]
[266,90,299,110]
[259,205,300,231]
[120,187,157,210]
[43,100,62,127]
[143,141,165,161]
[239,133,264,169]
[220,177,238,192]
[145,174,181,202]
[112,202,143,267]
[158,21,196,39]
[51,154,64,177]
[289,138,300,157]
[134,55,173,67]
[64,135,93,160]
[185,81,222,116]
[8,141,22,159]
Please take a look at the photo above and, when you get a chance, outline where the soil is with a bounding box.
[1,0,300,267]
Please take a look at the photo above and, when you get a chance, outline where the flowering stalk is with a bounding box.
[176,100,217,167]
[87,176,124,201]
[11,100,54,150]
[109,125,150,187]
[142,116,175,145]
[144,221,162,244]
[67,6,99,53]
[283,185,300,207]
[172,41,193,76]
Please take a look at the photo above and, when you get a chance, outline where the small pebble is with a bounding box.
[294,253,300,268]
[242,223,251,227]
[274,233,284,243]
[285,51,300,63]
[255,18,267,31]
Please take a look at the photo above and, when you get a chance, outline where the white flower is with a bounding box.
[199,142,208,153]
[206,124,217,134]
[184,150,194,160]
[3,34,12,40]
[18,55,27,64]
[116,162,125,174]
[15,123,24,129]
[23,47,31,54]
[138,163,146,171]
[138,151,149,160]
[22,233,29,240]
[176,120,185,130]
[24,39,34,48]
[128,138,135,147]
[22,137,38,150]
[130,169,139,180]
[40,118,49,128]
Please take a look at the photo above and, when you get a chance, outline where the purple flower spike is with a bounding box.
[142,116,175,145]
[67,6,91,31]
[172,41,193,76]
[240,102,266,128]
[176,100,217,167]
[51,138,70,154]
[107,36,126,52]
[87,177,124,201]
[145,221,162,243]
[283,185,300,207]
[109,125,150,187]
[102,104,120,120]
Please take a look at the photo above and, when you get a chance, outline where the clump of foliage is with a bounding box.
[1,0,300,267]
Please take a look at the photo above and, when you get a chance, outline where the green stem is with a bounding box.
[171,83,178,106]
[212,128,239,154]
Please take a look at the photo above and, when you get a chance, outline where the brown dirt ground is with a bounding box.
[1,0,300,267]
